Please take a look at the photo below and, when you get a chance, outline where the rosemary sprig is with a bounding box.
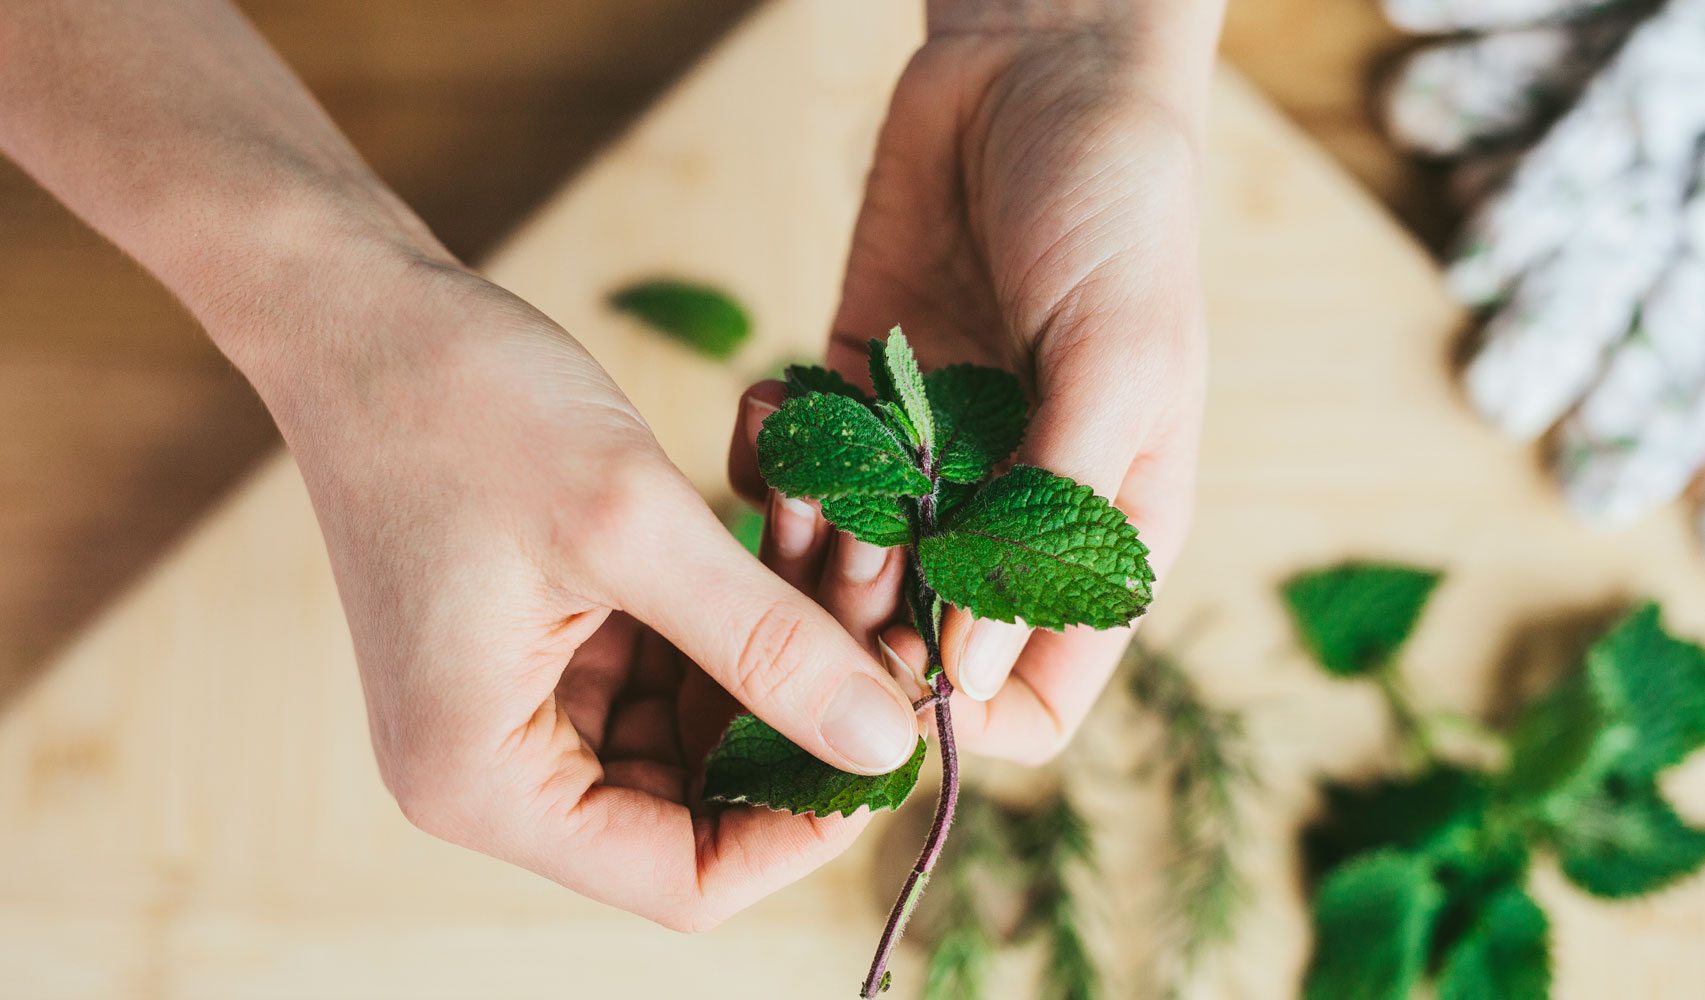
[1125,643,1256,996]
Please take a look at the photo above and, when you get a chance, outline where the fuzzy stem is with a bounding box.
[862,669,958,997]
[860,471,959,997]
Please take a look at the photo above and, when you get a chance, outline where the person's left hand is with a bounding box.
[729,17,1212,764]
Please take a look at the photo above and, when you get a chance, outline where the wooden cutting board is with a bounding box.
[4,1,1703,997]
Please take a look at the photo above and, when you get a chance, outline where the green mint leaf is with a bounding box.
[1553,774,1705,898]
[1304,850,1443,1000]
[1282,562,1442,677]
[1435,885,1549,1000]
[608,279,751,359]
[868,327,935,453]
[1585,602,1705,777]
[757,393,930,500]
[918,465,1152,630]
[701,713,927,817]
[820,494,912,547]
[1305,767,1491,877]
[875,400,921,448]
[925,364,1028,483]
[785,364,868,402]
[1502,674,1621,810]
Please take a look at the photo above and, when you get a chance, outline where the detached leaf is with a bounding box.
[1435,886,1549,1000]
[1554,776,1705,898]
[702,714,927,817]
[1304,851,1444,1000]
[609,279,750,359]
[918,465,1152,631]
[927,364,1028,483]
[820,494,912,547]
[757,394,930,501]
[785,364,868,402]
[1283,563,1442,677]
[1585,602,1705,777]
[870,328,936,452]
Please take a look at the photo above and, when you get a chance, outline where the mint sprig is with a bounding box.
[1289,563,1705,1000]
[701,328,1155,996]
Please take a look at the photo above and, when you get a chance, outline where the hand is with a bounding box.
[730,15,1212,764]
[265,258,920,931]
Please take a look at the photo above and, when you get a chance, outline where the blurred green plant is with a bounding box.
[608,278,751,359]
[1287,561,1705,1000]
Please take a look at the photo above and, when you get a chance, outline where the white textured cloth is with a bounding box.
[1382,0,1705,529]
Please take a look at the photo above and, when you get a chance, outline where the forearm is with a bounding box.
[0,0,451,398]
[927,0,1227,120]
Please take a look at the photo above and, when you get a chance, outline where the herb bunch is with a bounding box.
[699,329,1155,996]
[1285,562,1705,1000]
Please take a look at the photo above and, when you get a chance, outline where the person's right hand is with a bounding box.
[254,256,920,932]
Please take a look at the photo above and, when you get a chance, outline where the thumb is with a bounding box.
[939,337,1153,701]
[613,497,919,776]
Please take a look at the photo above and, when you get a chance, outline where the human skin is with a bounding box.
[1,0,1219,929]
[732,0,1221,764]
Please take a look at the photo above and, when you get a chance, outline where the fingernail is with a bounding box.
[771,494,819,558]
[745,395,779,450]
[838,537,890,584]
[877,636,924,688]
[957,619,1028,701]
[821,674,916,773]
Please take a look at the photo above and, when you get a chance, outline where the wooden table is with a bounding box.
[9,2,1703,998]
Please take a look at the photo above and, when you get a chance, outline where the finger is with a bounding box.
[939,610,1030,703]
[728,381,785,507]
[611,489,919,776]
[521,779,867,932]
[818,531,903,647]
[761,491,829,592]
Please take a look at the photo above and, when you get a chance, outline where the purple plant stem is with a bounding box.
[860,669,958,998]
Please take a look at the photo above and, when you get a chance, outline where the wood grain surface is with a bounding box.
[5,1,1702,997]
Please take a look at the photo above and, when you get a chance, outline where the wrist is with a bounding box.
[184,183,470,438]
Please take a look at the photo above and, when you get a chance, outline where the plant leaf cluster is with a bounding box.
[1286,562,1705,1000]
[703,328,1153,817]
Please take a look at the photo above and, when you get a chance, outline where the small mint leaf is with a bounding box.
[608,279,750,359]
[1435,886,1549,1000]
[701,714,927,817]
[1303,850,1443,1000]
[869,328,935,453]
[1502,675,1620,810]
[917,465,1152,631]
[926,364,1028,483]
[875,400,920,449]
[1282,563,1442,677]
[1585,602,1705,777]
[785,364,868,402]
[1553,774,1705,898]
[757,394,930,500]
[821,494,912,547]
